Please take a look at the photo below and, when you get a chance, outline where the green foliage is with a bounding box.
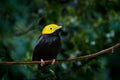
[0,0,120,80]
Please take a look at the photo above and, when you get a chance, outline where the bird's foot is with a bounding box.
[51,59,56,65]
[40,59,45,67]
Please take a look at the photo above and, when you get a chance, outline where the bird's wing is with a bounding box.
[32,35,46,61]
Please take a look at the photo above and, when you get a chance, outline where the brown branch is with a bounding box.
[0,43,120,65]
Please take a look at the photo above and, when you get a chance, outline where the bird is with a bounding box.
[32,24,62,70]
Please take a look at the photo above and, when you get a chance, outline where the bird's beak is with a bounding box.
[57,26,62,30]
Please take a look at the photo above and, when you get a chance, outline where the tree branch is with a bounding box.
[0,43,120,65]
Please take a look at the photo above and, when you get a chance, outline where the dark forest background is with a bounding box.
[0,0,120,80]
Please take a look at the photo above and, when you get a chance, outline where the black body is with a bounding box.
[32,34,61,62]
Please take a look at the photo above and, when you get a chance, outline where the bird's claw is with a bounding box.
[51,59,55,65]
[40,59,55,66]
[40,59,45,67]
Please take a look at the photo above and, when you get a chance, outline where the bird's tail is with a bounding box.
[38,65,45,70]
[38,64,49,73]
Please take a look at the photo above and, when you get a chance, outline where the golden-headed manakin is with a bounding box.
[32,24,62,70]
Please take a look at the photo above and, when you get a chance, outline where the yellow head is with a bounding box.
[42,24,62,35]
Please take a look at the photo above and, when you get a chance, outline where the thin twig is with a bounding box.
[0,43,120,65]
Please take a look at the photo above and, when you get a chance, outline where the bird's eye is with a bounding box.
[49,27,52,30]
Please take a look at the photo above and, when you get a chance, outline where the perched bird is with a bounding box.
[32,24,62,70]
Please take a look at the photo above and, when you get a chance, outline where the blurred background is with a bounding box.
[0,0,120,80]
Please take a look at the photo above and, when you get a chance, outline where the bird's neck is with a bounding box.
[42,34,59,38]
